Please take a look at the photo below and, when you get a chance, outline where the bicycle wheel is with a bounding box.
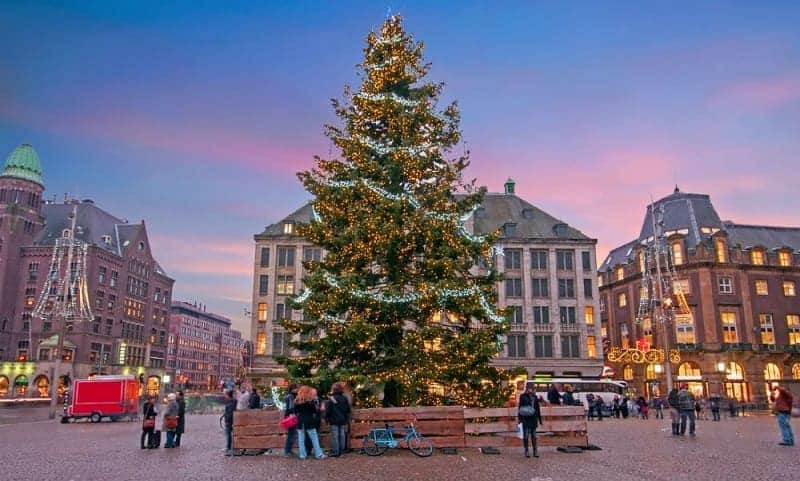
[363,436,388,456]
[408,435,433,457]
[219,415,225,430]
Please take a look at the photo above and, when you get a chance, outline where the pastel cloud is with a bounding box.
[712,72,800,110]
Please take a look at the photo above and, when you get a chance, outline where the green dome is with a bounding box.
[3,143,44,186]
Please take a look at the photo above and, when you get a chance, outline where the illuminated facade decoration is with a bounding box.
[599,187,800,403]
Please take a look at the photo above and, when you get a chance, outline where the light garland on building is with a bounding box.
[606,346,681,364]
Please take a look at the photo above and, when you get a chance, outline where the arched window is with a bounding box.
[14,375,29,397]
[678,362,701,378]
[764,363,781,381]
[645,364,658,380]
[623,364,634,381]
[792,363,800,380]
[726,362,745,380]
[34,375,49,397]
[0,375,8,396]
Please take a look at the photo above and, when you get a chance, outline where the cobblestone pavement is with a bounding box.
[0,413,796,481]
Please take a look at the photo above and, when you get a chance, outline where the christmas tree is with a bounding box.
[281,16,516,408]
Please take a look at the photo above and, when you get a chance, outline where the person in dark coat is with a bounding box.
[518,384,543,458]
[175,390,186,447]
[325,382,352,457]
[547,384,562,405]
[223,390,236,456]
[248,387,261,410]
[295,385,325,460]
[562,386,575,406]
[141,395,158,449]
[283,383,298,457]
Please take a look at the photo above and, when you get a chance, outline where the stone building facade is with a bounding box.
[167,301,246,391]
[599,187,800,404]
[249,180,604,387]
[0,143,174,398]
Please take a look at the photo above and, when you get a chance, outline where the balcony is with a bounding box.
[759,344,783,353]
[508,322,528,332]
[675,343,697,351]
[531,323,553,333]
[559,322,580,333]
[722,342,753,352]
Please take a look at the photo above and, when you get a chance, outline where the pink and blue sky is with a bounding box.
[2,1,799,336]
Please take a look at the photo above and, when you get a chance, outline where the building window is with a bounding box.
[718,276,733,294]
[616,267,624,281]
[260,247,270,267]
[277,246,295,267]
[583,278,593,299]
[672,279,690,295]
[675,314,695,344]
[259,275,269,295]
[104,319,113,336]
[505,278,522,298]
[638,251,645,273]
[759,314,775,345]
[505,249,522,270]
[276,303,289,320]
[721,312,738,343]
[272,332,290,356]
[598,275,604,288]
[507,305,523,325]
[257,302,268,321]
[584,306,594,325]
[533,335,553,358]
[506,334,526,357]
[531,278,548,298]
[779,251,792,267]
[303,247,322,262]
[623,364,634,381]
[587,336,597,358]
[617,292,627,307]
[715,239,727,263]
[559,306,576,324]
[671,242,683,265]
[530,249,547,270]
[556,250,574,271]
[621,323,630,348]
[533,306,550,324]
[561,335,580,358]
[755,280,769,296]
[581,251,592,272]
[784,281,797,297]
[558,278,575,298]
[283,222,294,235]
[110,271,118,288]
[255,333,266,355]
[503,223,517,237]
[751,249,765,265]
[787,315,800,345]
[28,263,39,283]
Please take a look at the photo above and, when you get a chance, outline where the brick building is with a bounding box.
[249,179,604,388]
[599,187,800,404]
[0,143,174,398]
[167,301,246,391]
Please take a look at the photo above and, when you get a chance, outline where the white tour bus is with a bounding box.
[522,378,628,410]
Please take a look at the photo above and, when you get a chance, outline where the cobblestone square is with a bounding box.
[0,411,795,481]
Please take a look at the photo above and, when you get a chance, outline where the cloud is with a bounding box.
[150,234,253,277]
[712,72,800,111]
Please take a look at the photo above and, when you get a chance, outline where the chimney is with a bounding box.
[504,178,515,195]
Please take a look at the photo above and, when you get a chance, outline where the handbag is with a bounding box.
[279,413,298,430]
[143,418,156,429]
[518,405,536,417]
[164,416,178,430]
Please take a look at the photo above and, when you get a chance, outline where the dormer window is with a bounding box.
[751,248,765,266]
[616,266,624,281]
[503,223,517,237]
[102,235,112,245]
[62,229,72,239]
[522,208,534,219]
[283,222,294,235]
[671,242,684,266]
[715,239,727,263]
[778,250,792,267]
[638,251,645,273]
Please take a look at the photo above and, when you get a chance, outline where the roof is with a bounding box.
[638,187,724,248]
[255,203,314,238]
[2,143,44,186]
[170,301,233,327]
[724,223,800,252]
[598,239,639,273]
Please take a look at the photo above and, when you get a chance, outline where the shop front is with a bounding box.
[676,362,704,398]
[722,361,750,402]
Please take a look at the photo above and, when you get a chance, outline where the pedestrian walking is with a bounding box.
[223,390,236,456]
[636,396,649,420]
[547,384,562,405]
[677,384,696,436]
[140,395,158,449]
[620,395,630,419]
[283,383,298,457]
[709,395,721,421]
[770,384,795,446]
[667,387,680,435]
[325,382,351,457]
[163,393,179,448]
[586,393,596,420]
[653,396,664,419]
[518,384,543,458]
[612,395,621,419]
[295,385,325,460]
[175,390,186,447]
[694,397,704,421]
[594,395,605,421]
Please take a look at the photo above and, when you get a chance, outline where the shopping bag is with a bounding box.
[516,422,524,439]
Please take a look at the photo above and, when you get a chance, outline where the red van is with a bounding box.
[63,375,140,423]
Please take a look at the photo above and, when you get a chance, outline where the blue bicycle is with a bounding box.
[362,421,434,457]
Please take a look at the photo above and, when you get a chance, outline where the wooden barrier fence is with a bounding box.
[233,405,588,451]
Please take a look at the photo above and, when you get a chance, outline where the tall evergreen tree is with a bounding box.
[281,16,515,407]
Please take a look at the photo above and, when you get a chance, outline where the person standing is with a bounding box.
[562,386,575,406]
[295,385,325,460]
[518,384,543,458]
[653,396,664,419]
[325,382,351,457]
[140,395,158,449]
[248,387,261,410]
[163,393,179,448]
[709,395,721,421]
[585,393,596,420]
[174,390,186,447]
[283,383,298,457]
[594,395,605,421]
[637,396,649,420]
[667,387,680,435]
[770,385,795,446]
[620,395,630,419]
[223,390,236,456]
[547,384,562,405]
[236,386,250,411]
[677,384,696,436]
[612,395,621,419]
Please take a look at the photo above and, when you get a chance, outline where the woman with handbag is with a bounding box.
[163,393,179,448]
[518,384,543,458]
[282,383,299,457]
[295,385,325,460]
[141,395,158,449]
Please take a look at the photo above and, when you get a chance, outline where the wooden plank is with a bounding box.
[234,425,285,437]
[233,410,281,427]
[352,406,464,420]
[538,420,587,432]
[539,406,585,417]
[463,407,514,419]
[233,435,285,449]
[464,420,517,434]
